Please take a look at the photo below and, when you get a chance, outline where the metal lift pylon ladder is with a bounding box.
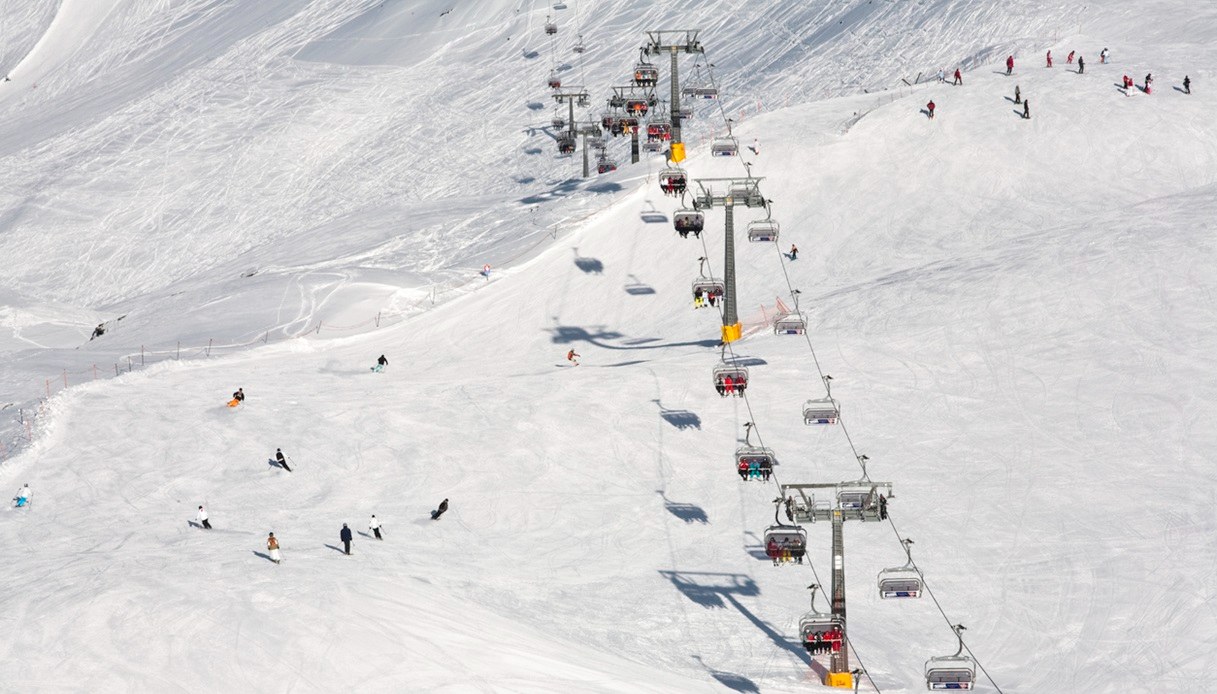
[690,175,766,343]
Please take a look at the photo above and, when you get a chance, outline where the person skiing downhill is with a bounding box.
[952,68,962,86]
[926,100,936,119]
[340,524,353,555]
[1183,75,1191,94]
[566,349,580,365]
[431,498,449,520]
[1006,55,1014,75]
[1144,73,1153,94]
[267,533,282,564]
[1100,47,1109,64]
[1077,55,1085,74]
[1067,50,1075,64]
[373,354,388,372]
[1015,85,1021,104]
[196,505,212,529]
[275,448,292,472]
[1046,50,1053,68]
[13,483,30,508]
[1023,99,1030,119]
[369,515,383,540]
[789,244,799,261]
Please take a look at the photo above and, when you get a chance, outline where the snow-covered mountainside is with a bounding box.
[2,0,1216,691]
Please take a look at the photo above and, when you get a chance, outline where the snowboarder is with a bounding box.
[267,533,281,563]
[1006,55,1014,75]
[1067,50,1075,64]
[229,388,244,407]
[13,483,30,508]
[431,498,449,520]
[566,349,580,365]
[952,69,962,86]
[1077,56,1085,74]
[1023,99,1030,119]
[1100,47,1109,64]
[789,244,799,261]
[936,67,945,83]
[1144,73,1153,94]
[340,523,353,555]
[1014,85,1021,104]
[90,323,105,340]
[372,354,388,372]
[196,505,212,529]
[926,100,936,119]
[274,448,292,472]
[1046,50,1053,68]
[369,515,383,540]
[1183,75,1191,94]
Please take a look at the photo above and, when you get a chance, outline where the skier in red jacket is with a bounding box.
[926,100,936,119]
[1006,55,1014,75]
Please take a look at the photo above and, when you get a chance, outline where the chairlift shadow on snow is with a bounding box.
[729,356,767,367]
[519,178,582,205]
[639,201,668,224]
[691,656,759,694]
[654,399,701,430]
[586,182,623,194]
[523,147,543,155]
[548,323,719,351]
[572,247,604,274]
[657,491,709,523]
[526,101,545,111]
[522,49,540,59]
[624,274,656,295]
[742,530,772,561]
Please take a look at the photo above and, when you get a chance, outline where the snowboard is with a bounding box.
[227,398,240,408]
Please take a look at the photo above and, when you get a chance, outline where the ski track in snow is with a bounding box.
[2,0,1217,691]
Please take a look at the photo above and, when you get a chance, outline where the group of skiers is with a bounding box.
[714,373,748,397]
[765,535,806,565]
[803,627,844,655]
[737,457,773,482]
[929,46,1192,121]
[694,287,723,309]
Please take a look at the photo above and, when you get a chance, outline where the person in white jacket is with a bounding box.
[369,514,383,540]
[14,483,30,508]
[196,505,212,529]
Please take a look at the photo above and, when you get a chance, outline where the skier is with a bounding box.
[373,354,388,372]
[1015,85,1021,104]
[275,448,292,472]
[1144,73,1153,94]
[694,287,705,308]
[936,67,945,83]
[952,68,962,86]
[267,532,281,564]
[1123,75,1133,90]
[340,523,353,555]
[90,323,105,340]
[1100,47,1109,64]
[715,377,726,397]
[1067,50,1075,64]
[760,460,772,482]
[566,349,580,365]
[1183,75,1191,94]
[1077,55,1085,74]
[724,374,735,396]
[1046,50,1053,68]
[926,100,936,119]
[1006,55,1014,75]
[1023,99,1030,119]
[707,290,718,308]
[13,483,30,508]
[369,514,383,540]
[751,137,760,155]
[789,244,799,261]
[431,498,449,520]
[481,263,491,280]
[738,459,750,481]
[196,505,212,529]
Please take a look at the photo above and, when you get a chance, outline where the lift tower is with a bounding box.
[575,122,603,178]
[690,176,765,343]
[779,478,894,690]
[551,87,590,155]
[643,30,703,163]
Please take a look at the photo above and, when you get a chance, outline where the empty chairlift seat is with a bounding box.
[803,397,839,424]
[747,219,779,243]
[774,312,807,335]
[673,209,704,235]
[712,363,748,397]
[925,656,976,690]
[659,168,687,196]
[544,19,557,35]
[878,567,924,599]
[711,136,739,157]
[763,524,806,564]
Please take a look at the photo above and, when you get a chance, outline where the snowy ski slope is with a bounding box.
[3,0,1217,691]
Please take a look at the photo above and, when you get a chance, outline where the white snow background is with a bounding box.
[1,0,1216,692]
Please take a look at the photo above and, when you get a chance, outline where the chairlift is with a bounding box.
[643,140,663,152]
[544,17,557,35]
[712,362,748,397]
[925,625,975,690]
[556,134,576,155]
[677,105,694,120]
[798,585,845,656]
[877,538,923,599]
[625,98,649,116]
[803,398,839,425]
[619,116,639,133]
[600,112,615,130]
[573,35,586,53]
[609,94,625,109]
[547,72,561,89]
[590,136,606,151]
[673,209,703,235]
[774,313,807,335]
[747,219,779,243]
[763,524,805,562]
[633,61,659,88]
[646,121,671,141]
[658,168,687,196]
[596,156,617,174]
[552,115,566,130]
[711,136,739,157]
[736,446,776,481]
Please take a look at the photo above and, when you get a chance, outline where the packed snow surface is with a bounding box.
[2,0,1217,691]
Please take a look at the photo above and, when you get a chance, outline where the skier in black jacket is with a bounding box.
[340,524,353,555]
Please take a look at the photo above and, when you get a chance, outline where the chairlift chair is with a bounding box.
[573,35,585,53]
[625,98,649,117]
[763,524,806,562]
[747,219,779,243]
[798,585,844,655]
[736,446,776,478]
[774,312,807,335]
[596,156,617,174]
[677,105,694,119]
[619,116,640,133]
[552,115,566,130]
[643,140,663,152]
[712,363,748,397]
[633,62,659,88]
[926,626,975,690]
[803,397,839,425]
[646,121,672,141]
[547,72,561,89]
[590,136,606,151]
[879,568,923,599]
[658,168,687,196]
[693,86,720,99]
[544,18,557,35]
[711,136,739,157]
[693,278,726,298]
[557,134,576,155]
[673,209,704,234]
